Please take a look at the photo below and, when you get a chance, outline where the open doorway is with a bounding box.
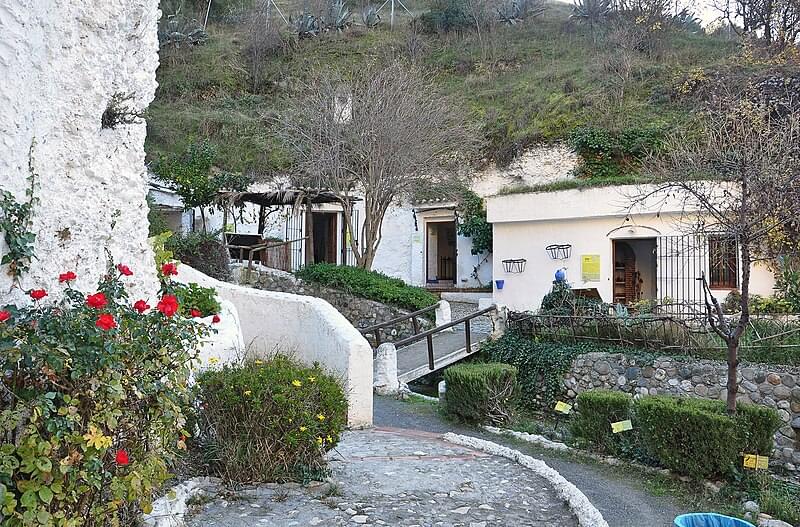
[312,212,338,264]
[612,238,656,305]
[426,221,457,285]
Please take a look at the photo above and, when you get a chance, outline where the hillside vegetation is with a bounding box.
[146,0,790,185]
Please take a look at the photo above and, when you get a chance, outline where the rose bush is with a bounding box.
[0,260,206,526]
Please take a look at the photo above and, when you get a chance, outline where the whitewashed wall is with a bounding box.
[487,186,776,312]
[178,265,373,427]
[0,0,160,302]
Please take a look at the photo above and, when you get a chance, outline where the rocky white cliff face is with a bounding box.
[471,143,579,197]
[0,0,161,303]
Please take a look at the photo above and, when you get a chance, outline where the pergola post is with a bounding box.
[304,199,314,266]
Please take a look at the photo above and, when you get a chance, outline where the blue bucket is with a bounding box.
[674,513,755,527]
[495,279,505,290]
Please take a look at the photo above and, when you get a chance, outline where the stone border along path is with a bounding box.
[183,427,590,527]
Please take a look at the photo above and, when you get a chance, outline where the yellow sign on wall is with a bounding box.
[581,255,601,281]
[743,454,769,470]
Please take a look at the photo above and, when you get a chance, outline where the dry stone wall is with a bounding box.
[564,352,800,475]
[234,266,432,342]
[0,0,160,302]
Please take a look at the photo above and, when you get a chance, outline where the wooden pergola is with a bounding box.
[216,188,360,266]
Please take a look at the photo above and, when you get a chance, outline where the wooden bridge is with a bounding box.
[360,304,496,383]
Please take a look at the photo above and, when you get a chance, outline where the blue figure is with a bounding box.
[554,268,566,282]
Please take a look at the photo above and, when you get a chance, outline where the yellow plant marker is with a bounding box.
[743,454,769,470]
[611,420,633,433]
[554,401,572,414]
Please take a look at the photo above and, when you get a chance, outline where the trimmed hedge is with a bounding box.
[571,390,633,455]
[636,397,781,479]
[444,363,518,424]
[196,356,348,483]
[295,263,438,312]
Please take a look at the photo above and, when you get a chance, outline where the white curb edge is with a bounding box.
[483,425,573,452]
[442,433,610,527]
[142,476,221,527]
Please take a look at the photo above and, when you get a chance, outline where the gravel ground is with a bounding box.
[187,427,578,527]
[374,395,688,527]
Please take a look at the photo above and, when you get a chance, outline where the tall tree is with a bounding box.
[634,95,800,413]
[277,62,479,270]
[712,0,800,48]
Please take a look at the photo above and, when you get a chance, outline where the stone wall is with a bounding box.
[564,352,800,475]
[233,266,433,342]
[0,0,161,302]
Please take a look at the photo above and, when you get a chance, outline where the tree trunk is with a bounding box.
[304,202,314,266]
[725,337,740,414]
[200,207,207,233]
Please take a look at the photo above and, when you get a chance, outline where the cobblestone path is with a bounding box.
[188,427,579,527]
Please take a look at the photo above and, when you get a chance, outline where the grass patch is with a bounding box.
[295,263,438,312]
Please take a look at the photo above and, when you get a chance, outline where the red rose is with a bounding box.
[95,314,117,331]
[86,292,108,309]
[116,264,133,276]
[0,311,10,323]
[58,271,77,283]
[157,295,179,317]
[29,289,47,301]
[133,299,150,313]
[190,309,202,318]
[161,263,178,276]
[212,314,221,324]
[115,449,129,466]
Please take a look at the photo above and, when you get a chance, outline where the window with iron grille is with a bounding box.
[708,235,738,289]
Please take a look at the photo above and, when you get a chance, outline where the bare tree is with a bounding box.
[634,94,800,413]
[276,62,480,270]
[712,0,800,48]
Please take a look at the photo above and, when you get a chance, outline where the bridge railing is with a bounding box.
[393,305,497,371]
[358,304,438,347]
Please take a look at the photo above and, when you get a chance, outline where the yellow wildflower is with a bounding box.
[299,426,307,432]
[83,425,113,449]
[288,418,293,423]
[326,435,333,443]
[254,359,263,365]
[307,376,316,383]
[316,414,326,421]
[244,390,252,396]
[316,437,324,445]
[292,379,302,387]
[208,357,220,364]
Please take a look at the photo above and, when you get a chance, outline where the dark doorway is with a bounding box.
[312,212,338,264]
[426,221,457,284]
[612,238,656,305]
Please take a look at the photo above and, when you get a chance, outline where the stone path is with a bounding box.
[187,427,579,527]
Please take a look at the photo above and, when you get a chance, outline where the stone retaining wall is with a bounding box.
[232,265,432,342]
[564,352,800,475]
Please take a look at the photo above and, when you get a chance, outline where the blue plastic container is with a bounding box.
[674,513,755,527]
[495,279,505,290]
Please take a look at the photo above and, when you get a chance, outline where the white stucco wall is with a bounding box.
[371,203,416,283]
[0,0,161,302]
[487,186,776,312]
[177,265,373,427]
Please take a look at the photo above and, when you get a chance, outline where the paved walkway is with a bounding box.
[375,395,687,527]
[188,427,578,526]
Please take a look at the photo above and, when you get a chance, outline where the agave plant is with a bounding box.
[672,8,702,33]
[291,11,321,38]
[361,4,381,28]
[570,0,612,26]
[326,0,353,31]
[158,9,209,49]
[497,0,522,24]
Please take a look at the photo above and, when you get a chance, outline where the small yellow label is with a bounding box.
[611,420,633,433]
[554,401,572,414]
[743,454,769,470]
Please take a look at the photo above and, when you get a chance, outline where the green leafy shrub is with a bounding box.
[635,396,780,479]
[443,363,518,424]
[571,390,632,455]
[295,264,438,312]
[457,190,492,255]
[420,0,473,33]
[166,230,231,281]
[481,331,611,409]
[173,282,221,317]
[196,356,348,483]
[0,261,205,525]
[569,125,664,180]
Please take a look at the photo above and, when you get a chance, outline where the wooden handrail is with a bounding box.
[359,304,438,334]
[394,305,496,348]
